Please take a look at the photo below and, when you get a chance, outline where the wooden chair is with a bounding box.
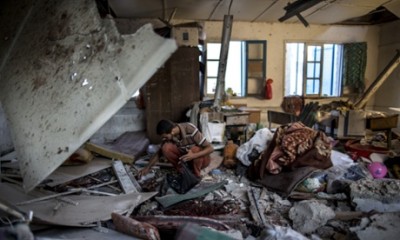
[267,110,297,130]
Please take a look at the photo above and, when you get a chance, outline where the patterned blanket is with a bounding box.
[250,122,332,179]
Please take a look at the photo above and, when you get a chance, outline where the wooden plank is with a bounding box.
[112,160,138,194]
[85,142,134,164]
[247,188,267,226]
[124,164,142,192]
[46,157,112,187]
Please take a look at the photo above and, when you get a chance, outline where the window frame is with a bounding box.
[304,43,324,97]
[284,41,344,98]
[205,40,267,98]
[245,40,267,97]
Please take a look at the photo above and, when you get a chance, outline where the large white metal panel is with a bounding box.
[0,0,177,191]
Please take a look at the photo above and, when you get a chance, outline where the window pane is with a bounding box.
[286,42,342,97]
[322,44,333,96]
[248,43,263,59]
[321,44,343,96]
[226,41,243,96]
[207,43,221,59]
[207,42,243,96]
[306,79,319,95]
[285,43,304,96]
[206,78,217,94]
[307,45,321,61]
[206,41,265,97]
[247,61,263,78]
[207,61,219,77]
[307,63,320,78]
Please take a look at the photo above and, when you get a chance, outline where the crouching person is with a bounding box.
[138,119,214,179]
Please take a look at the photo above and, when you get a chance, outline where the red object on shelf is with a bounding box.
[344,140,389,160]
[265,78,273,99]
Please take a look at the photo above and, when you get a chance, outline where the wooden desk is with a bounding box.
[222,111,250,126]
[238,107,261,123]
[222,111,250,144]
[366,114,398,149]
[320,112,398,149]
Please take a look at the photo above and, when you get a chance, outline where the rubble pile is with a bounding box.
[1,123,400,240]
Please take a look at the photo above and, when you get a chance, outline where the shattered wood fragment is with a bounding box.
[0,202,26,221]
[112,160,138,193]
[87,179,119,190]
[78,189,117,196]
[53,202,63,216]
[45,158,112,188]
[57,197,79,206]
[133,215,230,231]
[1,176,22,186]
[111,212,160,240]
[247,188,267,226]
[85,142,135,164]
[16,188,115,206]
[88,176,121,192]
[124,164,142,192]
[16,188,83,206]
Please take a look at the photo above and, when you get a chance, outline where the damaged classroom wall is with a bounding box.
[373,20,400,123]
[1,6,400,157]
[201,20,382,124]
[1,1,400,239]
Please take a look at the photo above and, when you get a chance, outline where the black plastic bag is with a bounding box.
[166,162,200,194]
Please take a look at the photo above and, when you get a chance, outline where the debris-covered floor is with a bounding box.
[1,124,400,240]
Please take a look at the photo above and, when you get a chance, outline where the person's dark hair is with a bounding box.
[156,119,175,135]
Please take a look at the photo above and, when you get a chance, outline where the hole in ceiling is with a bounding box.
[337,6,399,25]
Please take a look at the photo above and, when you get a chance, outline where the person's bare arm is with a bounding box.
[138,149,161,178]
[179,144,214,162]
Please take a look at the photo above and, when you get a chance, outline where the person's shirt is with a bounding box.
[174,122,210,152]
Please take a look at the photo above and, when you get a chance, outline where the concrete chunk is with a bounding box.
[289,200,335,234]
[350,178,400,212]
[0,0,177,191]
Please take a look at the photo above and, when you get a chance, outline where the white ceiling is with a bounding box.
[107,0,400,25]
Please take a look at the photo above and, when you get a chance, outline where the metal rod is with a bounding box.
[0,202,26,221]
[16,188,82,206]
[213,15,233,110]
[87,179,119,190]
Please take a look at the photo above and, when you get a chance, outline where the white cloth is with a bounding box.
[236,128,273,166]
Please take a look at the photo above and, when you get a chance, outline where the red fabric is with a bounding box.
[162,142,210,177]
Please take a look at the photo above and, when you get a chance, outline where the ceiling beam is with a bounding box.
[279,0,324,22]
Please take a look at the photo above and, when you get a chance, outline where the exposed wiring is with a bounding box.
[252,0,279,22]
[228,0,233,15]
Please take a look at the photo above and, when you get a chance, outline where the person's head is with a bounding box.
[156,119,177,141]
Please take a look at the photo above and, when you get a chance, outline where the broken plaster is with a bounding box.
[0,0,177,191]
